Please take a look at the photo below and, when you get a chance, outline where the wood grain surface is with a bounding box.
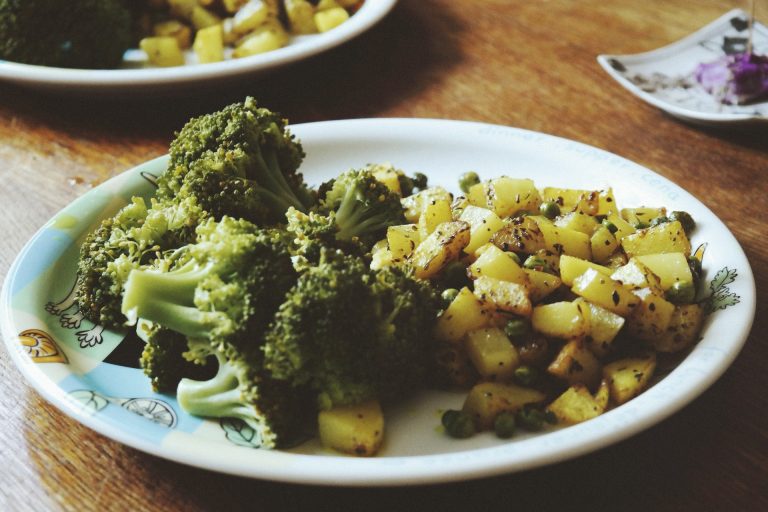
[1,1,766,510]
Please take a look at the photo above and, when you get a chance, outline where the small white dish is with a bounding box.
[0,0,397,94]
[0,119,755,485]
[598,9,768,125]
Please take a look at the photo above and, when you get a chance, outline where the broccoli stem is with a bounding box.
[334,186,392,240]
[251,148,307,213]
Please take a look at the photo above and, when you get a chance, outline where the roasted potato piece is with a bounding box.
[648,303,704,352]
[459,205,505,254]
[531,300,590,339]
[464,327,520,381]
[602,355,656,405]
[490,215,547,254]
[571,269,640,316]
[462,382,546,430]
[473,276,532,317]
[468,244,528,284]
[547,339,601,388]
[621,220,691,258]
[318,400,384,456]
[434,287,490,343]
[410,221,471,279]
[547,384,606,425]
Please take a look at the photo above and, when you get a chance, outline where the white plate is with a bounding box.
[597,9,768,125]
[0,1,396,93]
[1,119,755,486]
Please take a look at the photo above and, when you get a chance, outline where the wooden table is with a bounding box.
[1,0,766,510]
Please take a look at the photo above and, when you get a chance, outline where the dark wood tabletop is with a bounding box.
[1,0,766,510]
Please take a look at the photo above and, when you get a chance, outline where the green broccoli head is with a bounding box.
[0,0,132,68]
[263,249,440,410]
[121,216,297,361]
[76,195,206,329]
[157,97,314,223]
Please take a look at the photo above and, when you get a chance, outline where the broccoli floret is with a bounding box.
[263,249,440,410]
[76,195,205,328]
[177,348,313,449]
[138,322,213,393]
[157,97,314,224]
[121,217,297,360]
[287,168,406,256]
[0,0,131,69]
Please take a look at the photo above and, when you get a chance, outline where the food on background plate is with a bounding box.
[74,97,710,456]
[695,51,768,105]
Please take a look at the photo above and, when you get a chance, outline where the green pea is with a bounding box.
[442,409,475,439]
[441,288,459,307]
[523,255,551,273]
[504,318,531,340]
[544,410,558,425]
[494,412,517,439]
[539,201,561,219]
[513,365,539,386]
[669,211,695,235]
[602,219,618,234]
[459,172,481,194]
[665,281,696,304]
[516,407,545,431]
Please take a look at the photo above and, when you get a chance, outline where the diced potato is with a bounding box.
[140,37,185,67]
[635,253,694,291]
[468,244,528,284]
[153,20,192,49]
[559,254,611,286]
[579,300,625,358]
[590,225,619,264]
[547,338,601,388]
[466,182,488,207]
[541,187,599,215]
[168,0,198,19]
[605,212,636,240]
[232,24,288,57]
[318,400,384,456]
[401,187,452,223]
[459,206,505,254]
[625,287,676,342]
[571,269,640,317]
[193,24,224,64]
[594,379,610,410]
[369,239,393,270]
[418,198,453,240]
[621,220,691,258]
[285,0,318,33]
[489,216,547,254]
[434,287,489,343]
[386,224,419,262]
[621,207,666,227]
[317,0,341,8]
[555,211,598,235]
[191,5,221,29]
[547,385,605,425]
[410,221,470,280]
[602,355,656,405]
[233,0,271,34]
[610,259,664,295]
[315,6,349,32]
[523,268,562,303]
[531,301,590,339]
[531,249,561,273]
[649,303,705,352]
[533,216,592,260]
[473,276,532,316]
[434,344,478,388]
[485,177,542,218]
[464,328,520,380]
[223,0,249,13]
[596,188,618,216]
[462,382,546,430]
[370,164,401,195]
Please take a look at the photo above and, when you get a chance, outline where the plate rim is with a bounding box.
[0,118,757,486]
[0,0,397,90]
[597,8,768,125]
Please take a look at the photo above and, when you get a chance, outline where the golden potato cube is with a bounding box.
[401,187,452,223]
[590,225,619,264]
[558,254,612,286]
[434,287,489,343]
[191,5,221,29]
[318,400,384,456]
[233,0,271,34]
[153,20,192,49]
[317,0,341,8]
[233,24,289,57]
[603,355,656,405]
[140,37,185,67]
[605,212,636,240]
[621,220,691,258]
[571,269,640,317]
[473,276,532,316]
[579,299,625,358]
[554,211,598,235]
[462,382,546,430]
[594,379,610,410]
[649,303,705,353]
[547,339,601,388]
[523,268,562,303]
[466,182,488,207]
[625,288,676,342]
[596,188,619,216]
[386,224,419,262]
[547,385,605,425]
[223,0,249,13]
[285,0,318,34]
[193,24,224,64]
[464,327,520,381]
[489,216,547,254]
[418,198,453,240]
[635,253,694,291]
[485,177,542,218]
[541,187,599,215]
[468,244,528,284]
[370,164,402,195]
[459,205,505,254]
[533,216,592,260]
[621,207,666,227]
[531,301,590,339]
[410,221,470,280]
[434,344,478,388]
[369,239,393,270]
[610,259,664,294]
[315,6,350,32]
